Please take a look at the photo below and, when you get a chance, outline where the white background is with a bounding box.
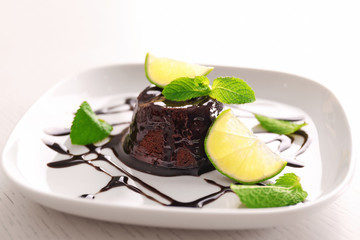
[1,0,359,239]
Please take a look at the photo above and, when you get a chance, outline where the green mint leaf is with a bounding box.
[209,77,256,104]
[70,101,113,145]
[255,114,307,135]
[162,76,211,101]
[230,173,308,208]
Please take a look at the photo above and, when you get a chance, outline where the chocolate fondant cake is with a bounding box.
[123,86,224,176]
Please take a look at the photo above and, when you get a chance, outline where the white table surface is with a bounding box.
[1,0,359,239]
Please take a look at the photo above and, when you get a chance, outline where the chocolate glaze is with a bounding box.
[44,94,312,207]
[123,86,224,176]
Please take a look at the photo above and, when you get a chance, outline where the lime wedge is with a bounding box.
[145,53,213,88]
[205,109,287,184]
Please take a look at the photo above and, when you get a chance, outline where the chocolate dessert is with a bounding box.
[123,86,224,176]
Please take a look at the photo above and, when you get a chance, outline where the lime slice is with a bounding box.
[205,109,287,184]
[145,53,214,88]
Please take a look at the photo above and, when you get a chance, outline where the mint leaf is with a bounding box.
[230,173,308,208]
[255,114,307,135]
[161,75,256,104]
[70,101,113,145]
[209,77,255,104]
[162,76,211,101]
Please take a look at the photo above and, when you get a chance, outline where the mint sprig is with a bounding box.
[209,77,256,104]
[255,114,307,135]
[162,76,255,104]
[70,101,113,145]
[230,173,308,208]
[162,76,211,101]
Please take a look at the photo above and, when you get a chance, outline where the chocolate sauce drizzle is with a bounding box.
[44,127,231,207]
[254,130,310,168]
[44,97,311,208]
[94,98,136,115]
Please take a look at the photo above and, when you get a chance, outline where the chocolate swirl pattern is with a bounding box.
[44,96,311,208]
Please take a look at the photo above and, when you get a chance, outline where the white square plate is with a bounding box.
[1,64,353,229]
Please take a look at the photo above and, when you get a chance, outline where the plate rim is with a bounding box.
[1,63,355,229]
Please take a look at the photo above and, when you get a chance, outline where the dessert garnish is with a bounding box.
[255,114,307,135]
[145,53,213,88]
[162,76,256,104]
[161,76,211,101]
[44,54,311,209]
[205,109,287,184]
[231,173,308,208]
[70,101,113,145]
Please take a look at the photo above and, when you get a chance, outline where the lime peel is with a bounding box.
[145,53,213,88]
[205,109,287,184]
